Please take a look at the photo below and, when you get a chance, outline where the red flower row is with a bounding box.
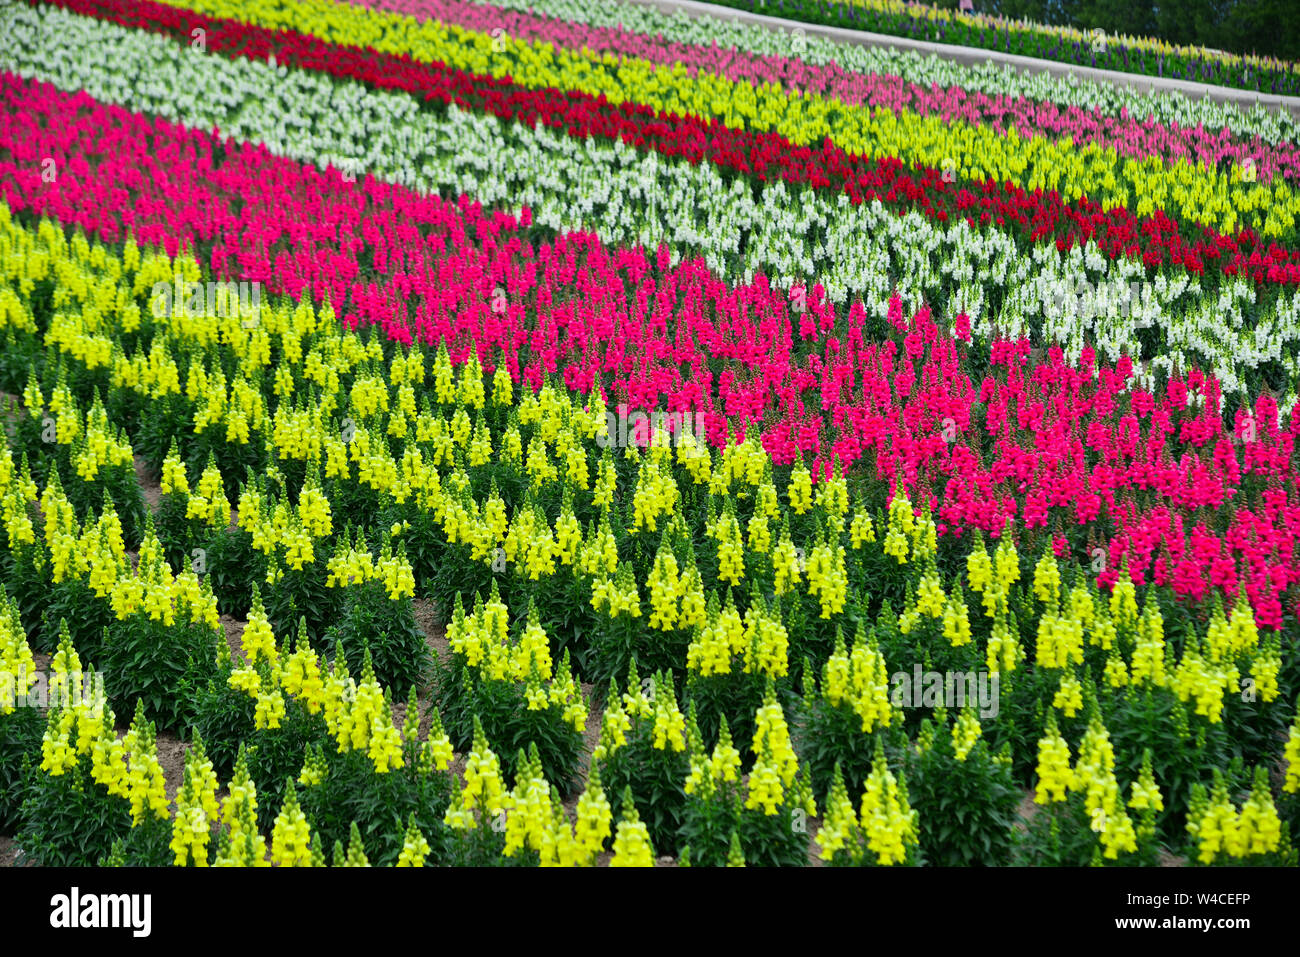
[37,0,1300,288]
[6,70,1300,625]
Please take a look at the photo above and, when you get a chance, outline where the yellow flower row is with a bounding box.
[446,588,587,734]
[154,0,1300,238]
[11,207,1293,792]
[21,225,1284,734]
[0,219,917,627]
[37,631,169,826]
[839,0,1300,74]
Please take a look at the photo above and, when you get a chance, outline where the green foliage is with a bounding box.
[185,662,258,782]
[16,756,125,866]
[596,674,691,854]
[3,544,49,650]
[1011,791,1153,867]
[586,595,688,696]
[41,579,114,663]
[445,669,583,794]
[421,540,495,627]
[263,560,342,650]
[240,701,330,835]
[100,612,222,735]
[299,745,452,867]
[441,811,509,867]
[796,659,906,806]
[153,489,201,576]
[0,333,41,398]
[678,767,812,867]
[0,708,43,834]
[133,394,190,478]
[685,668,768,759]
[96,817,174,867]
[1104,684,1235,837]
[903,710,1020,866]
[323,580,431,698]
[434,589,585,793]
[525,569,602,682]
[203,526,267,619]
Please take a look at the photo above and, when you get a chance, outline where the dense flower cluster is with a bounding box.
[1,0,1298,871]
[817,752,919,865]
[25,0,1300,283]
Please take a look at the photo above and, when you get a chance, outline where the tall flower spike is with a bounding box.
[344,822,370,867]
[726,831,746,867]
[402,684,421,750]
[610,788,655,867]
[396,815,432,867]
[271,781,313,867]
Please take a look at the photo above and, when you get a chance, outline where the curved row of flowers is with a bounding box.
[113,0,1300,248]
[478,0,1300,146]
[6,202,1300,623]
[354,0,1300,188]
[0,213,1297,866]
[5,4,1300,407]
[692,0,1300,96]
[22,0,1300,306]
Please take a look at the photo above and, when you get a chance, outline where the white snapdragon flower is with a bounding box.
[6,0,1299,398]
[492,0,1300,146]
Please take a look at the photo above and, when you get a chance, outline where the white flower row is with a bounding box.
[4,1,1299,411]
[485,0,1300,146]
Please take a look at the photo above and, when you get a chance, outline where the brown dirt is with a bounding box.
[0,835,22,867]
[575,682,601,777]
[804,817,825,867]
[445,751,468,783]
[401,598,466,777]
[560,681,602,817]
[219,614,247,661]
[548,681,652,864]
[134,454,161,513]
[412,597,446,668]
[1014,789,1039,834]
[154,732,190,802]
[389,692,439,738]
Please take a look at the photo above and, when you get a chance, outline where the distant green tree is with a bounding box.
[936,0,1300,59]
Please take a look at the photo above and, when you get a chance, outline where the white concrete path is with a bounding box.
[627,0,1300,119]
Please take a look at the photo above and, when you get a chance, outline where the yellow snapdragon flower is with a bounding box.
[610,793,655,867]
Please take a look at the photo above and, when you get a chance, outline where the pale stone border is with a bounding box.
[627,0,1300,119]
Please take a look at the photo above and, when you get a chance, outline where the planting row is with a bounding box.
[105,0,1300,252]
[691,0,1300,96]
[356,0,1300,187]
[480,0,1300,145]
[8,10,1300,406]
[0,215,1297,865]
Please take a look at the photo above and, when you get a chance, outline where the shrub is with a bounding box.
[323,579,431,698]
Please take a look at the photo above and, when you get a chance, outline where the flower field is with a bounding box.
[0,0,1297,871]
[692,0,1300,97]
